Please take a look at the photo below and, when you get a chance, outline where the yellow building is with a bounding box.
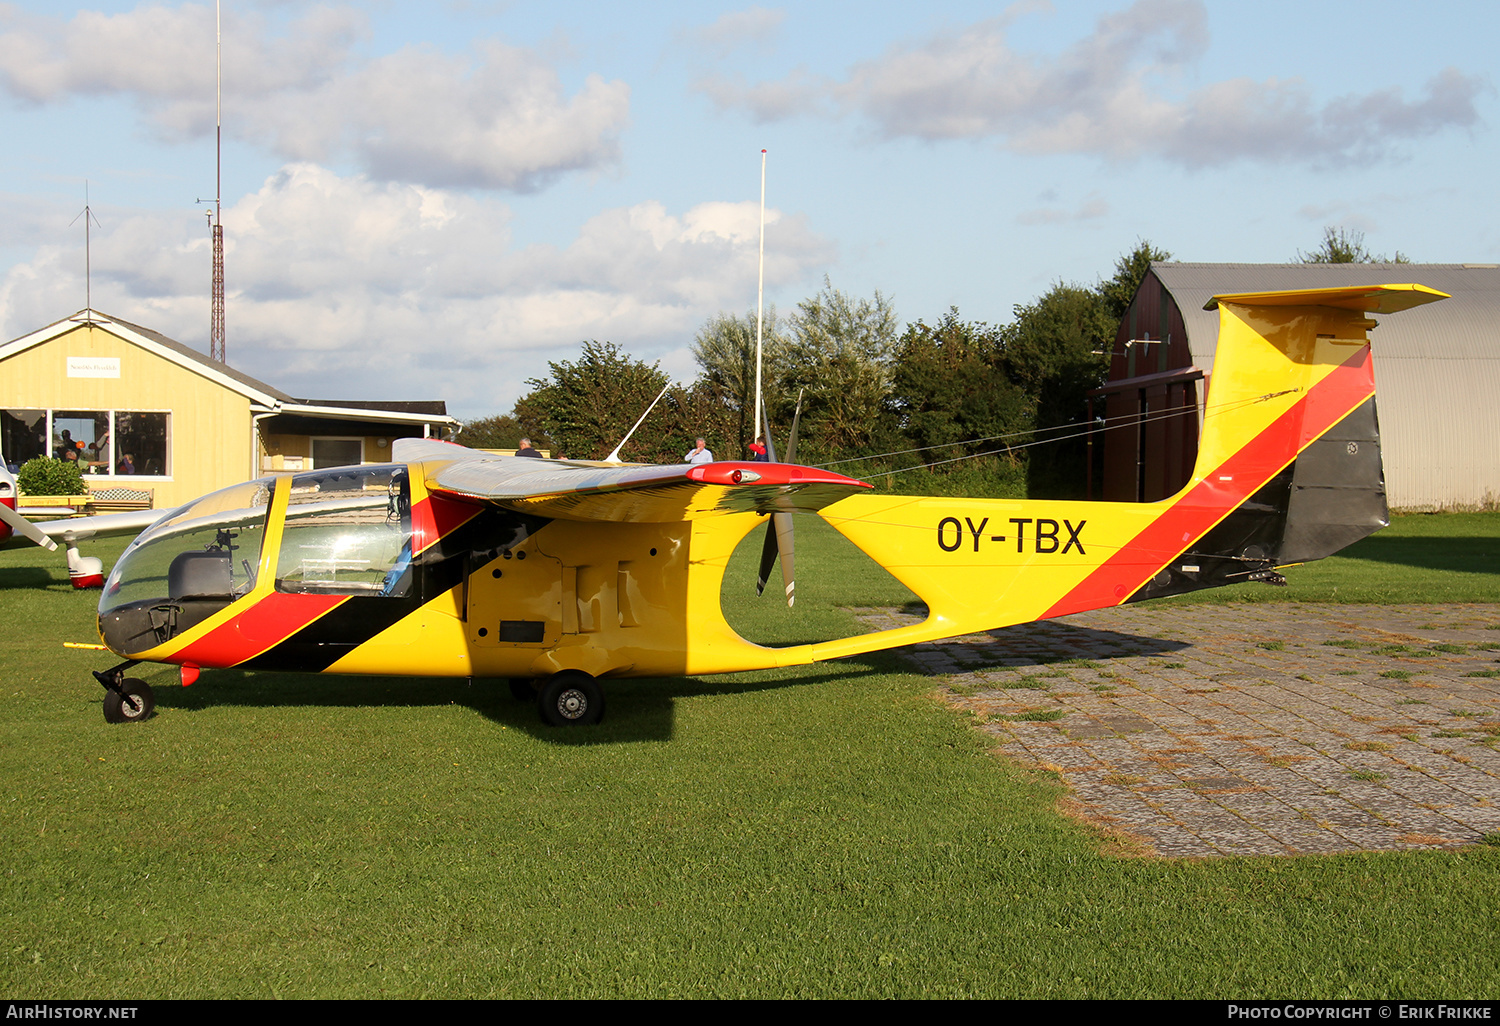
[1,309,457,510]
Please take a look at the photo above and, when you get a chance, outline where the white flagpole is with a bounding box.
[753,148,766,446]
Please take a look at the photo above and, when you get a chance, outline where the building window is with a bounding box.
[1,409,46,468]
[311,437,364,469]
[2,408,169,478]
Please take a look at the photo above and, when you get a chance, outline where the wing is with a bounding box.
[1,505,163,559]
[36,508,167,543]
[393,437,870,523]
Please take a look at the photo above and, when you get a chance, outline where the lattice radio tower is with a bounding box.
[209,0,225,364]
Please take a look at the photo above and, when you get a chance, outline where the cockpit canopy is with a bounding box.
[101,478,273,615]
[276,464,413,597]
[99,465,413,655]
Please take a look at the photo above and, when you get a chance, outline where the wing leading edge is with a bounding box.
[392,438,871,523]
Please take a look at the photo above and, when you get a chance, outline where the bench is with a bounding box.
[86,486,154,513]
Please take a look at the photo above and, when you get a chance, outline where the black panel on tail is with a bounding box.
[1129,397,1386,602]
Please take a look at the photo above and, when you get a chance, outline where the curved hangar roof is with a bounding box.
[1152,263,1500,510]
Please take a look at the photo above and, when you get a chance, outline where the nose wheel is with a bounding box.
[103,678,155,723]
[538,671,604,727]
[94,663,154,724]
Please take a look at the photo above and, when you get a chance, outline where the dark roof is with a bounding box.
[298,398,449,416]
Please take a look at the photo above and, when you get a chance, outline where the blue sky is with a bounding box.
[1,1,1494,420]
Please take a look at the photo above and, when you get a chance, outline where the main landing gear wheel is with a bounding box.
[537,671,604,727]
[103,678,155,724]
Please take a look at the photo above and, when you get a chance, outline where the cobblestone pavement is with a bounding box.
[853,603,1500,857]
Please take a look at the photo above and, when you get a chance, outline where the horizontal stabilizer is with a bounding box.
[1206,283,1449,314]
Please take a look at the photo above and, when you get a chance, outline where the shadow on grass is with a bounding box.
[113,660,893,745]
[1338,535,1500,574]
[0,566,72,589]
[852,601,1191,674]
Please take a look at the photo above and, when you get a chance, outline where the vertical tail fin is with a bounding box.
[1130,283,1447,600]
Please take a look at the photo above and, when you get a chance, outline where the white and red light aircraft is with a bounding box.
[0,458,161,588]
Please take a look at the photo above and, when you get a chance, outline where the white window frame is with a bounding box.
[41,409,172,481]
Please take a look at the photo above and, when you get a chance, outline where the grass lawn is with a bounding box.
[0,513,1497,998]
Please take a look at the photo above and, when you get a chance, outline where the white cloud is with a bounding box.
[0,164,834,417]
[0,3,630,191]
[698,0,1485,168]
[684,6,786,58]
[695,66,830,124]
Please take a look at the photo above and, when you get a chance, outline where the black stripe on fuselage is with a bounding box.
[240,506,551,672]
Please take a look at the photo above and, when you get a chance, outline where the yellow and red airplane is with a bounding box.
[89,283,1445,726]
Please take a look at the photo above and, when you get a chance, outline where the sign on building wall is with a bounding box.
[67,356,121,378]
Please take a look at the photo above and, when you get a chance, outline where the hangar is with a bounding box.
[0,309,457,510]
[1093,263,1500,510]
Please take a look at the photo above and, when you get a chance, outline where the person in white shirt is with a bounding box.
[684,438,714,464]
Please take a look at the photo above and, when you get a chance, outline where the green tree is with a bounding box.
[514,341,676,462]
[456,414,553,451]
[1001,283,1115,498]
[1297,226,1409,264]
[690,306,791,457]
[888,309,1031,461]
[783,279,899,459]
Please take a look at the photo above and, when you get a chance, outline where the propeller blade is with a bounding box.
[755,518,778,597]
[784,388,804,465]
[772,510,795,606]
[749,401,802,606]
[0,503,59,551]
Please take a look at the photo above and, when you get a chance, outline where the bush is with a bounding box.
[17,457,88,496]
[858,455,1029,498]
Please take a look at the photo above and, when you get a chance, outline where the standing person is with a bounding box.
[748,436,768,462]
[684,437,714,464]
[515,437,542,458]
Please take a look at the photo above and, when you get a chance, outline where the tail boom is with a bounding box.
[810,284,1446,663]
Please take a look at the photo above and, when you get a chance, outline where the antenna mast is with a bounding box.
[753,149,766,445]
[69,181,102,316]
[209,0,226,364]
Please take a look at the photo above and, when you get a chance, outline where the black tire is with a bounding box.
[537,671,604,727]
[103,678,155,724]
[508,678,537,702]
